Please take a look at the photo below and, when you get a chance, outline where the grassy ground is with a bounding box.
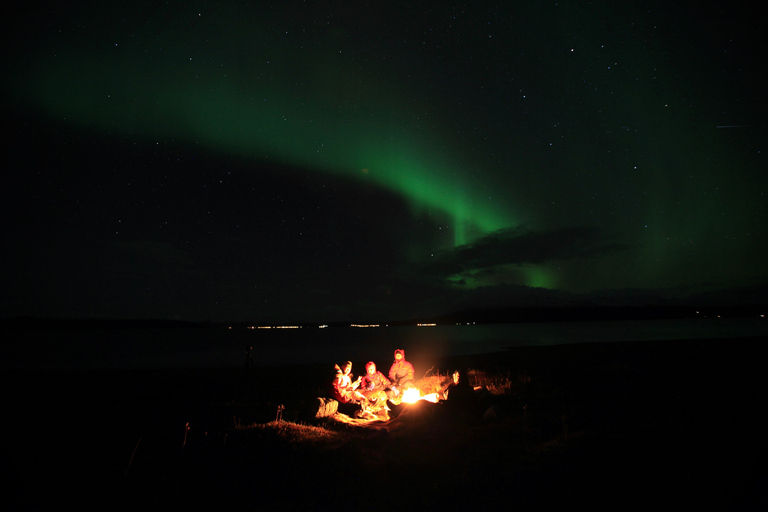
[7,338,766,510]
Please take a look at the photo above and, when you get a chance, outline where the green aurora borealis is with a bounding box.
[24,10,517,244]
[4,1,766,321]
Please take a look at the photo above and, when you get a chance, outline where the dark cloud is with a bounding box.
[410,226,631,284]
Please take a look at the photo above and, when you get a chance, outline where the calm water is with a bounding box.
[9,317,765,371]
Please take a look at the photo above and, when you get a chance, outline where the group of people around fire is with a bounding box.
[330,349,415,412]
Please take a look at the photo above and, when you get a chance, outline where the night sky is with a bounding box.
[3,1,766,323]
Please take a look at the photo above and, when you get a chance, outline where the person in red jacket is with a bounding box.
[359,361,390,409]
[360,361,391,391]
[331,362,364,404]
[388,349,415,395]
[340,361,362,390]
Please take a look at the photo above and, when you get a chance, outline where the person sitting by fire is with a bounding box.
[441,368,482,422]
[359,361,391,408]
[388,349,415,395]
[331,362,365,404]
[340,360,362,390]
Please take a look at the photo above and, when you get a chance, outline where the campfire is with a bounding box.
[400,387,439,404]
[326,370,455,425]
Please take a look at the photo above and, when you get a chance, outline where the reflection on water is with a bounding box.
[9,317,765,371]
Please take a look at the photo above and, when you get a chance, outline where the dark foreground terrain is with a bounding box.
[7,338,765,510]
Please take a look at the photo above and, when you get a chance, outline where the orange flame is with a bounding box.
[401,388,439,404]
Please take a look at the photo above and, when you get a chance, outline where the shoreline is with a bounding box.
[8,334,766,374]
[8,316,766,371]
